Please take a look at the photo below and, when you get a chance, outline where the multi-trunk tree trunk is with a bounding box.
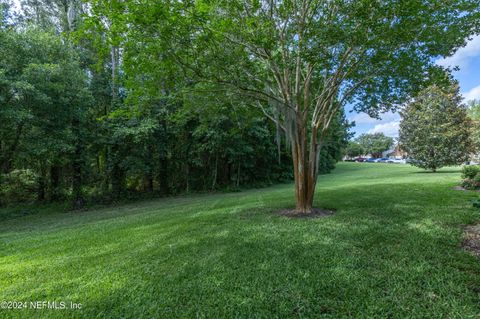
[290,114,324,214]
[256,79,341,215]
[261,61,342,214]
[225,5,350,215]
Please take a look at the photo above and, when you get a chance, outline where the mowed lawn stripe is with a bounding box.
[0,163,479,318]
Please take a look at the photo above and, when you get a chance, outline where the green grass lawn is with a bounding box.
[1,163,480,318]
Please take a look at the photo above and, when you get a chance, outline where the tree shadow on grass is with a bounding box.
[2,182,480,318]
[410,170,461,174]
[67,203,480,317]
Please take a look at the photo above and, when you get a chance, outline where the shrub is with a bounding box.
[463,179,473,190]
[461,165,480,179]
[462,173,480,190]
[472,198,480,208]
[0,169,39,205]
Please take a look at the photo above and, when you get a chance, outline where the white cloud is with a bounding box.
[436,35,480,69]
[349,111,400,124]
[463,85,480,101]
[367,121,400,137]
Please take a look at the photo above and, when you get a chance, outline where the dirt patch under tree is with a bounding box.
[463,225,480,258]
[277,208,335,219]
[452,186,480,192]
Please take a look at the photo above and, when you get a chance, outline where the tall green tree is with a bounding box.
[86,0,480,213]
[399,84,474,172]
[467,100,480,120]
[1,29,91,201]
[467,99,480,157]
[2,0,299,206]
[356,133,394,158]
[345,142,365,158]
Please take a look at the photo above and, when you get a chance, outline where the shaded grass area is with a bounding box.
[0,163,479,318]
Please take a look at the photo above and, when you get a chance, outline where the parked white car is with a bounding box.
[387,158,406,164]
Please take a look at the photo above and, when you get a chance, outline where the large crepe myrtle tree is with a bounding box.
[85,0,479,214]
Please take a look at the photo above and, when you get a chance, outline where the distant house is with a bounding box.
[382,144,407,159]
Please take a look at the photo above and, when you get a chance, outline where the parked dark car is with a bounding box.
[355,157,367,162]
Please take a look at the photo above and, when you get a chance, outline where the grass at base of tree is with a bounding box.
[1,163,479,318]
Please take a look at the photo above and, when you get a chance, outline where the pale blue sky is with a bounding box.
[348,35,480,138]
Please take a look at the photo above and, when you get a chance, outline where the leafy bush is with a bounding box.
[463,179,480,190]
[472,198,480,209]
[0,169,38,205]
[461,165,480,179]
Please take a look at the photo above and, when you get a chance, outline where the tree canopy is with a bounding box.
[467,99,480,159]
[0,0,351,207]
[399,84,474,172]
[1,0,479,213]
[345,142,365,158]
[84,0,480,213]
[356,133,394,158]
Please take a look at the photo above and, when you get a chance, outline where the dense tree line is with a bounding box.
[0,1,350,207]
[345,133,395,159]
[85,0,479,213]
[2,0,478,213]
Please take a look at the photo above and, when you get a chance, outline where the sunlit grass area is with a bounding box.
[1,163,480,318]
